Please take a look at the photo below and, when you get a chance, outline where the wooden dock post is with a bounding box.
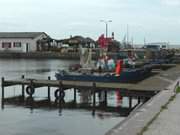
[104,90,107,106]
[30,79,34,97]
[1,77,5,109]
[138,97,141,104]
[1,77,4,99]
[58,81,64,110]
[92,82,96,116]
[21,75,25,100]
[129,96,132,109]
[48,76,51,101]
[93,83,96,107]
[74,88,77,103]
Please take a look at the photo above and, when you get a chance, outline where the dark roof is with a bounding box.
[0,32,48,39]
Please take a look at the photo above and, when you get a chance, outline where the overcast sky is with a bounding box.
[0,0,180,44]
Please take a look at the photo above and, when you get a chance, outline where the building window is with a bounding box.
[13,42,21,48]
[2,42,11,48]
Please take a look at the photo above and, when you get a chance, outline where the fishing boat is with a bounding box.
[55,63,152,83]
[56,45,153,83]
[55,32,156,83]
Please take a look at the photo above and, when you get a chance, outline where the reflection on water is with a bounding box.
[2,90,132,116]
[0,59,131,135]
[10,69,52,74]
[0,59,77,79]
[79,90,92,104]
[116,91,123,107]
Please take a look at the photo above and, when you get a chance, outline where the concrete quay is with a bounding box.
[143,83,180,135]
[106,65,180,135]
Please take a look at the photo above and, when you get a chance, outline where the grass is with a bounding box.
[176,87,180,93]
[137,87,179,135]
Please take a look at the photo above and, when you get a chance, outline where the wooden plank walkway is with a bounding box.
[1,75,170,92]
[2,78,134,89]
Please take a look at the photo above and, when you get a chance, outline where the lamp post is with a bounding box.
[100,20,112,38]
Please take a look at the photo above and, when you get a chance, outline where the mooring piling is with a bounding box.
[48,76,51,101]
[1,77,5,109]
[1,77,4,100]
[138,97,141,104]
[92,82,96,116]
[21,75,25,100]
[74,88,77,103]
[92,82,96,108]
[129,96,132,109]
[104,90,107,106]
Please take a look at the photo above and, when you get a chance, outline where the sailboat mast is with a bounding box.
[127,24,129,44]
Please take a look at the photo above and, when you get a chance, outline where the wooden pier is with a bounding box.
[2,68,175,101]
[1,75,162,111]
[2,64,179,112]
[1,75,161,99]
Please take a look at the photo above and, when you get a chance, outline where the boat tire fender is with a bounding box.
[26,85,35,96]
[54,89,65,99]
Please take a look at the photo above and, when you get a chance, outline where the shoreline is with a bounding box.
[0,51,81,60]
[0,51,120,60]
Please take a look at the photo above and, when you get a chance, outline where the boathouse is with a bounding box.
[0,32,50,52]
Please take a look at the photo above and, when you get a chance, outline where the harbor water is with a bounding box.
[0,59,137,135]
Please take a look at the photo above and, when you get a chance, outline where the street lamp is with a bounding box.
[100,20,112,38]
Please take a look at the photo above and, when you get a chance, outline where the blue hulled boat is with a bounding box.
[55,65,152,83]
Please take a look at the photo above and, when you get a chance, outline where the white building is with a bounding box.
[144,42,169,50]
[0,32,50,52]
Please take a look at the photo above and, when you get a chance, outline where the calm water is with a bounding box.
[0,59,136,135]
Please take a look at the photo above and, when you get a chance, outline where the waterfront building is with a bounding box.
[0,32,50,52]
[55,36,96,53]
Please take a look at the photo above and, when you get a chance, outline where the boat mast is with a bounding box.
[127,24,129,45]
